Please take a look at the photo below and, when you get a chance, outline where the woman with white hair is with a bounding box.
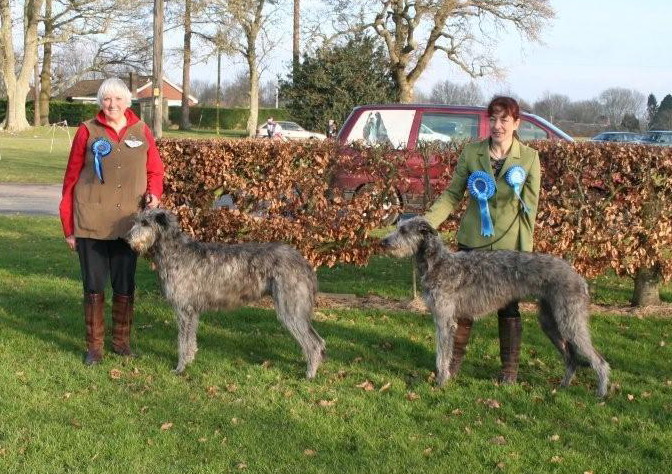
[59,77,164,365]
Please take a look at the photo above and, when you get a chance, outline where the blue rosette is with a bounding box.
[467,171,496,237]
[91,138,112,183]
[505,165,530,214]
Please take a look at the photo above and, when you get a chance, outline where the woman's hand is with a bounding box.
[145,193,160,209]
[65,235,77,251]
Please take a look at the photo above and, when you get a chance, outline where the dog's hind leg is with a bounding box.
[174,306,200,374]
[538,299,579,387]
[432,299,457,386]
[272,281,325,379]
[555,303,610,397]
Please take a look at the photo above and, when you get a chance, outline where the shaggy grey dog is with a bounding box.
[126,209,325,378]
[381,217,610,397]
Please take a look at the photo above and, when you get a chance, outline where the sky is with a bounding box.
[180,0,671,104]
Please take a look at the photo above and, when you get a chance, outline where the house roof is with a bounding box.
[59,76,197,104]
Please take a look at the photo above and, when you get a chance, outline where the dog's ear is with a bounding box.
[155,210,171,229]
[419,219,438,236]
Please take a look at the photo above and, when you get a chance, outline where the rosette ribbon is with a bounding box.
[504,165,530,214]
[467,171,496,237]
[91,138,112,184]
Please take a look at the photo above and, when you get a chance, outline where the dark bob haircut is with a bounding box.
[487,96,520,121]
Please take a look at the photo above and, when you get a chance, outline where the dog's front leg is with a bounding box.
[432,300,456,386]
[173,306,199,374]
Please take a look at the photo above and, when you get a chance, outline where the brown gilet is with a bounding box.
[73,119,148,239]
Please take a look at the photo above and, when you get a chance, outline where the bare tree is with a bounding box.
[38,0,122,124]
[1,0,45,131]
[429,80,483,106]
[599,87,646,127]
[210,0,281,137]
[533,92,570,123]
[564,99,604,124]
[314,0,554,103]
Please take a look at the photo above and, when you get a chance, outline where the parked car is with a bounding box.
[332,104,573,223]
[256,121,326,140]
[638,130,672,146]
[590,131,642,143]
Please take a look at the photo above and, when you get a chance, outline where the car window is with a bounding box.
[344,109,416,148]
[419,113,479,141]
[518,120,549,140]
[281,122,301,131]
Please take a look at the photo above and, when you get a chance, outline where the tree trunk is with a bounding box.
[39,0,53,126]
[632,267,661,307]
[394,69,414,103]
[179,0,192,130]
[292,0,300,78]
[246,53,260,137]
[0,0,44,132]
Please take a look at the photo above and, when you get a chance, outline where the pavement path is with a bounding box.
[0,183,61,216]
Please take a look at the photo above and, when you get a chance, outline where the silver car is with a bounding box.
[256,121,326,140]
[638,130,672,146]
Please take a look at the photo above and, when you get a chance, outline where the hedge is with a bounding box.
[0,100,141,126]
[157,138,672,284]
[0,99,290,130]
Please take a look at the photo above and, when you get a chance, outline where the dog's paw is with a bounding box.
[172,366,185,375]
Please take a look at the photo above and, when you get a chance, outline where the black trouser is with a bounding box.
[77,238,138,295]
[457,243,520,319]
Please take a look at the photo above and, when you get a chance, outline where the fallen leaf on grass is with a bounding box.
[206,386,219,397]
[236,462,247,470]
[490,436,507,445]
[62,392,72,399]
[478,398,501,409]
[227,384,238,393]
[451,408,463,416]
[109,369,122,379]
[422,447,432,456]
[549,434,560,442]
[550,456,563,463]
[70,419,82,429]
[379,382,392,392]
[303,449,316,456]
[318,399,337,407]
[496,462,505,470]
[160,422,173,431]
[356,380,374,391]
[627,394,635,401]
[406,392,420,401]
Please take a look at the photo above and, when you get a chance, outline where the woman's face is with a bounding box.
[489,109,520,146]
[101,93,128,123]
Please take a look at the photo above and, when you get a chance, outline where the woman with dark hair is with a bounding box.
[424,96,541,384]
[60,77,164,365]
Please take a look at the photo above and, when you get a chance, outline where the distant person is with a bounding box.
[326,119,338,139]
[272,120,284,140]
[266,117,276,138]
[423,96,541,384]
[59,77,164,365]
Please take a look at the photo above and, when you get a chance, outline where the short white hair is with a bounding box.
[97,77,132,108]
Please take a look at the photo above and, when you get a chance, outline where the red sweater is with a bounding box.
[59,109,164,237]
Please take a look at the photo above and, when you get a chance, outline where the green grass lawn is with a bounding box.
[0,126,243,184]
[1,215,671,473]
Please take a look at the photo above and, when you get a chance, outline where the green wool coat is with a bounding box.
[424,138,541,251]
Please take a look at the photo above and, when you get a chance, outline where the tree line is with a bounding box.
[2,0,554,133]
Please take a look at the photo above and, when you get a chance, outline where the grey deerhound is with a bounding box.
[125,209,325,378]
[381,217,610,397]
